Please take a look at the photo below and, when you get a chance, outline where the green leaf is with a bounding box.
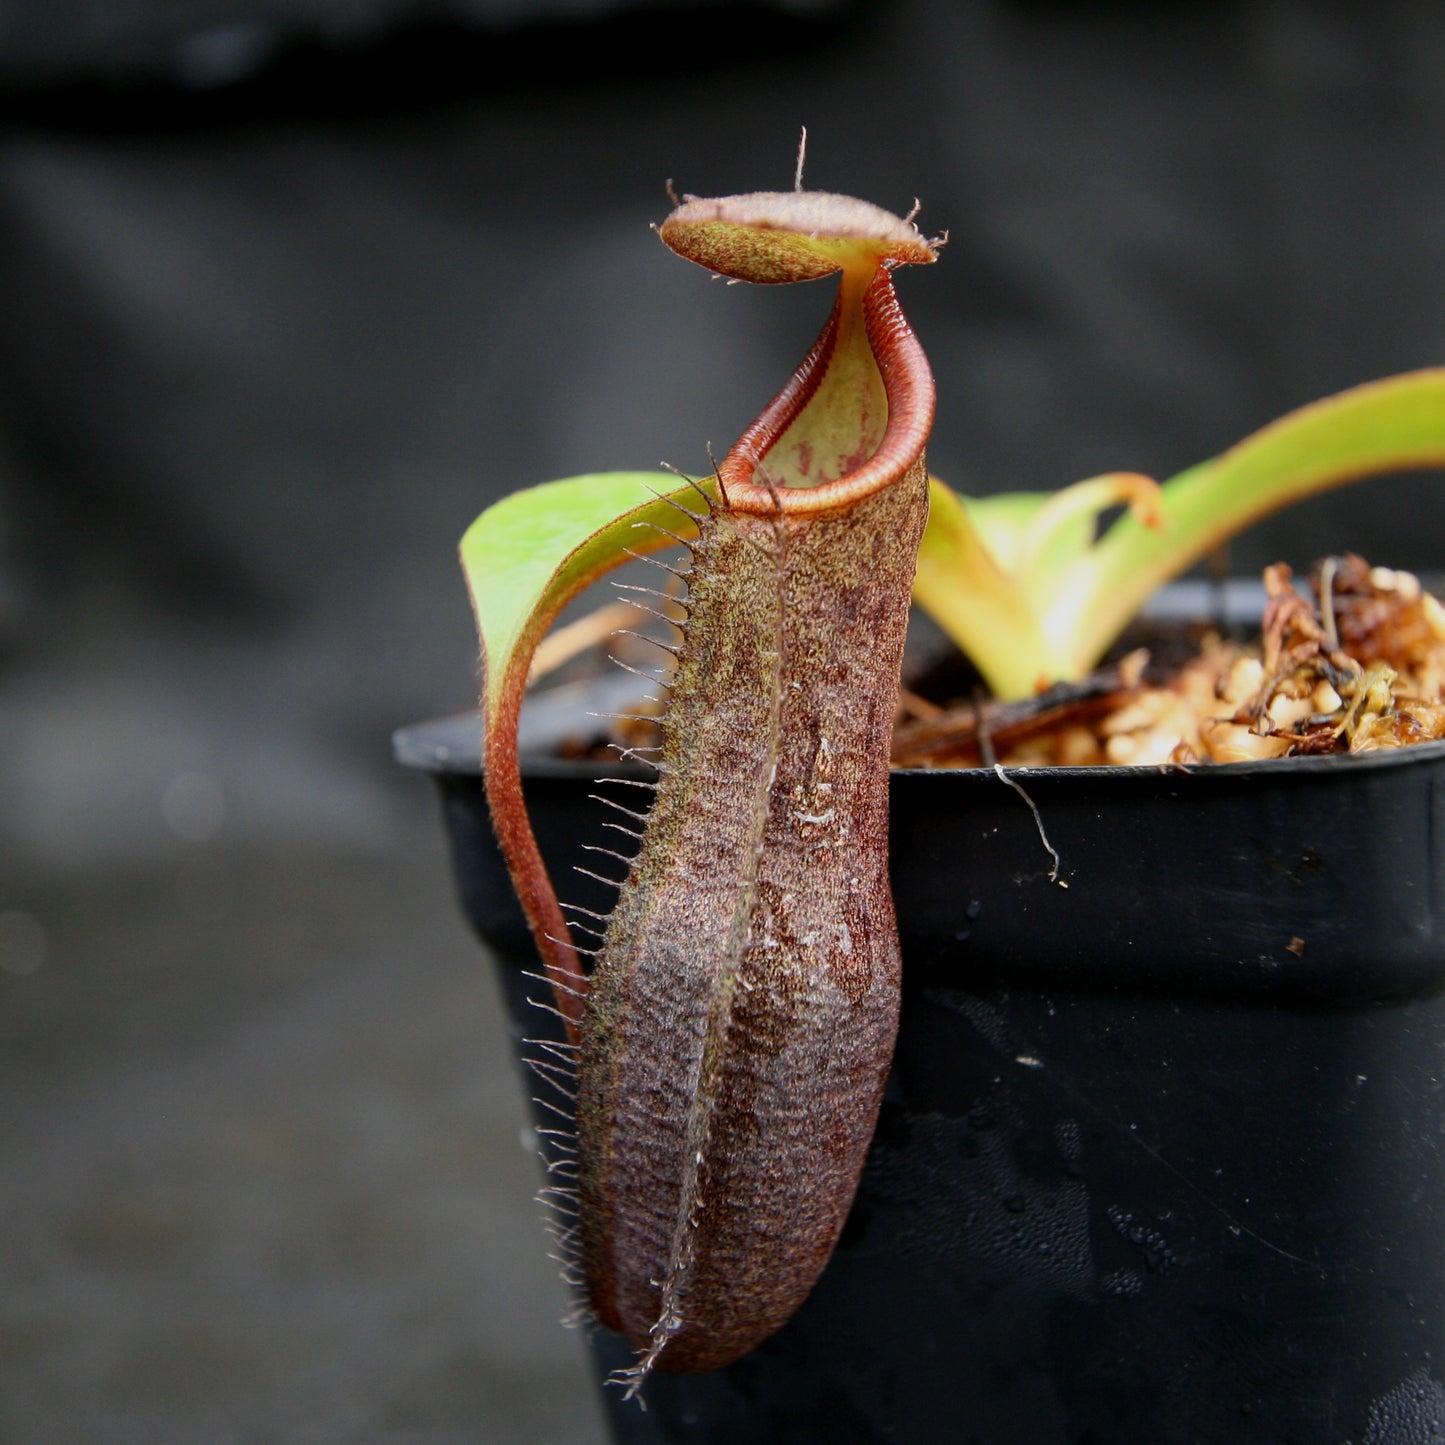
[461,470,711,726]
[912,480,1055,699]
[1057,366,1445,679]
[913,368,1445,698]
[460,469,716,1046]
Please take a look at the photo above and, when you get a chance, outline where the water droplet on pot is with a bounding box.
[1101,1268,1142,1298]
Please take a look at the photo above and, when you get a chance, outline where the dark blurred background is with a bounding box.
[0,1,1442,1440]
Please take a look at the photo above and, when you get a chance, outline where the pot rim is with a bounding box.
[393,707,1445,782]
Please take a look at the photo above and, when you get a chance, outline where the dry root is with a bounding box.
[890,555,1445,769]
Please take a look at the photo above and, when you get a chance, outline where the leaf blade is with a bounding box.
[460,469,715,1046]
[461,470,712,724]
[1054,367,1445,678]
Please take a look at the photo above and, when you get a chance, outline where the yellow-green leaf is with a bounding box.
[461,470,712,726]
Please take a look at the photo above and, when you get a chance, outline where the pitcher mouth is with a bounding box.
[717,265,936,517]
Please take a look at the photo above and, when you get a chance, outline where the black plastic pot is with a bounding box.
[395,708,1445,1445]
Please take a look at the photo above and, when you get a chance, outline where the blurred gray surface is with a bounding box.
[0,0,1443,1439]
[0,821,609,1444]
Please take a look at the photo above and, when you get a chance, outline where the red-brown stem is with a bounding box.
[484,639,587,1049]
